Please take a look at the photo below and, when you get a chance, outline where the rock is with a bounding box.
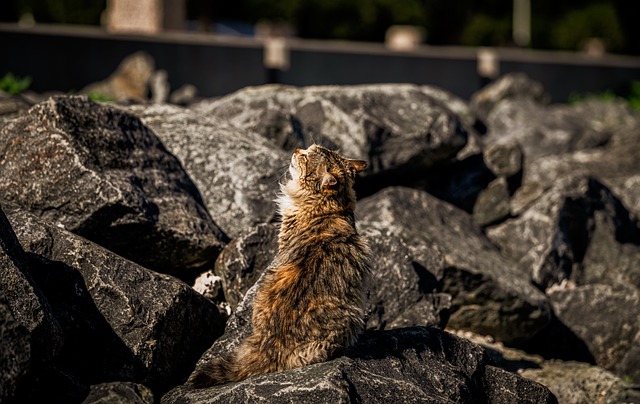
[128,103,289,238]
[483,141,523,178]
[521,360,640,404]
[0,297,30,403]
[471,73,549,121]
[472,177,511,226]
[0,95,226,277]
[196,84,469,196]
[168,280,555,403]
[0,205,63,363]
[82,52,155,102]
[356,187,551,344]
[547,283,640,382]
[82,382,154,404]
[169,84,198,106]
[213,224,279,310]
[486,175,640,290]
[150,70,170,104]
[5,206,228,394]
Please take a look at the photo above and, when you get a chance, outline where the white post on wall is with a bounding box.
[513,0,531,47]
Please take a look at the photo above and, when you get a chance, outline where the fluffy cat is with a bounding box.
[189,144,370,387]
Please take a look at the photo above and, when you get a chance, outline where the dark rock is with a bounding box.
[129,103,289,238]
[213,223,279,310]
[82,382,154,404]
[0,95,226,277]
[548,283,640,382]
[471,73,550,121]
[0,205,63,363]
[0,297,30,403]
[486,176,640,290]
[483,141,523,178]
[5,206,227,394]
[356,187,551,344]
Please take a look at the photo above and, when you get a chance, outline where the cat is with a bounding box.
[189,144,370,387]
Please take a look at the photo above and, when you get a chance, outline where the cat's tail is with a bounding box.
[188,351,238,388]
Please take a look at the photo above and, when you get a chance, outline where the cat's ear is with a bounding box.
[321,172,337,188]
[348,159,367,173]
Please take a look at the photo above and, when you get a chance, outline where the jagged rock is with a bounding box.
[486,176,640,290]
[82,52,155,102]
[213,223,279,309]
[195,84,468,195]
[0,205,63,363]
[548,283,640,382]
[166,277,555,404]
[470,72,550,121]
[483,141,523,178]
[5,206,227,396]
[128,103,289,238]
[521,360,640,404]
[356,187,551,344]
[0,96,226,277]
[0,297,30,403]
[82,382,154,404]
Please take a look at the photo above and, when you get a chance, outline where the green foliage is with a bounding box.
[0,73,31,95]
[569,81,640,112]
[86,91,114,103]
[627,81,640,111]
[460,14,511,47]
[551,3,625,52]
[12,0,105,25]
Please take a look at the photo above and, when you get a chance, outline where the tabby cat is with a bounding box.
[189,144,370,387]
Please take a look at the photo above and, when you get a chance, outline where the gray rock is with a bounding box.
[82,382,154,404]
[356,187,551,344]
[486,176,640,290]
[483,141,523,178]
[548,283,640,382]
[5,206,228,392]
[0,96,226,277]
[0,297,30,403]
[129,103,289,238]
[471,72,550,120]
[472,177,511,226]
[521,360,640,404]
[196,84,468,194]
[0,205,63,363]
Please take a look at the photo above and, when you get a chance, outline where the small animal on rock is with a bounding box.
[189,144,370,387]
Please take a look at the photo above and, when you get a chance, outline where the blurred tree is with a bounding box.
[6,0,105,25]
[551,3,624,52]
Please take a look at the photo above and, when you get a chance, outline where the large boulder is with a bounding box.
[486,175,640,290]
[195,84,469,195]
[356,187,551,344]
[4,206,227,398]
[0,297,30,403]
[128,104,289,239]
[0,96,226,277]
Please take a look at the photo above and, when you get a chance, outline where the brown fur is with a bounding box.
[189,145,370,388]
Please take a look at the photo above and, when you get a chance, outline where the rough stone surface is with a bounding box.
[483,141,523,178]
[470,72,550,121]
[472,177,511,226]
[0,96,226,277]
[548,284,640,382]
[356,187,551,343]
[0,205,63,363]
[5,206,228,395]
[82,382,154,404]
[195,84,468,195]
[128,103,289,238]
[521,360,640,404]
[486,175,640,290]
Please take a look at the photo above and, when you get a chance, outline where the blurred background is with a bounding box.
[1,0,639,102]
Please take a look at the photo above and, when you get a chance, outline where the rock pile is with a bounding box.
[2,73,640,403]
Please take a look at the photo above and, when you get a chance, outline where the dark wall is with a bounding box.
[1,24,640,102]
